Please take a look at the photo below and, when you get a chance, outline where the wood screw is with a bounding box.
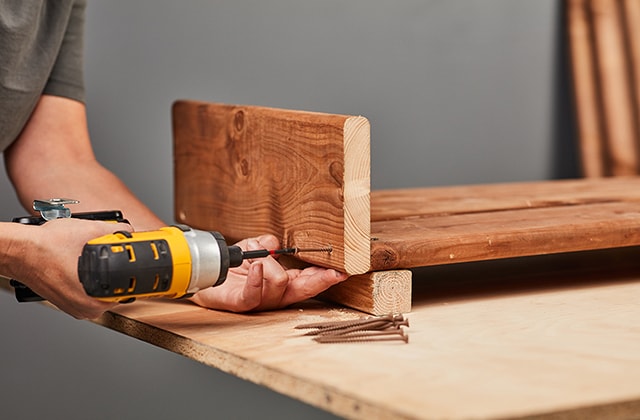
[297,314,409,344]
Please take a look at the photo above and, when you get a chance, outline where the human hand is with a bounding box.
[190,234,349,312]
[12,218,133,319]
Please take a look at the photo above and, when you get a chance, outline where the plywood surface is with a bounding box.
[173,100,370,275]
[83,249,640,419]
[370,177,640,270]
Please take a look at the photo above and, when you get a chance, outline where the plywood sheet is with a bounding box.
[80,250,640,419]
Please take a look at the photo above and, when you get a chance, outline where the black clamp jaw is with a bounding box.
[10,199,128,302]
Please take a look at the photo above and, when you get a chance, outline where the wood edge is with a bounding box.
[520,398,640,420]
[171,99,195,225]
[319,270,412,315]
[93,310,412,420]
[170,98,360,121]
[343,115,371,275]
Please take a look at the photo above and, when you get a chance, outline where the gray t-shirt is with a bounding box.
[0,0,86,152]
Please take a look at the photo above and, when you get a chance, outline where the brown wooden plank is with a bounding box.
[372,176,640,221]
[591,0,639,174]
[371,201,640,270]
[566,0,606,177]
[567,0,606,176]
[320,270,412,315]
[172,101,640,313]
[172,100,371,275]
[623,0,640,156]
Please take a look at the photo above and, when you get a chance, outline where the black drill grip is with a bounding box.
[9,210,128,303]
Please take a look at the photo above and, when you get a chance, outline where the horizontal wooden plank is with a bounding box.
[371,176,640,221]
[371,200,640,270]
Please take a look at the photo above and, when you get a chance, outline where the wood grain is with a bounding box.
[371,176,640,220]
[624,0,640,163]
[567,0,605,176]
[172,100,370,275]
[173,101,640,313]
[568,0,640,175]
[78,252,640,419]
[591,0,639,174]
[320,270,412,315]
[370,177,640,270]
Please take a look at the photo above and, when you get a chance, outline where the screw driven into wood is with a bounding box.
[242,245,333,260]
[295,246,333,254]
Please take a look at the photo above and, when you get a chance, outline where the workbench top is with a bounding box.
[91,248,640,419]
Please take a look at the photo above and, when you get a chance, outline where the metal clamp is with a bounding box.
[32,198,79,221]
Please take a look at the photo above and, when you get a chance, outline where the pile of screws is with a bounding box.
[295,314,409,344]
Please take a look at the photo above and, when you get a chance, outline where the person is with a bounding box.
[0,1,348,319]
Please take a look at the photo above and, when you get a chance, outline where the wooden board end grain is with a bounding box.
[172,100,371,275]
[319,270,412,315]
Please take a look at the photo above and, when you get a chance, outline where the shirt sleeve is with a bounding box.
[42,0,86,103]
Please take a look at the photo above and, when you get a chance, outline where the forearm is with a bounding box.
[4,95,165,231]
[0,95,165,318]
[13,159,165,231]
[0,222,32,280]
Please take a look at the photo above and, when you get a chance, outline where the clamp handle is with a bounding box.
[33,198,79,220]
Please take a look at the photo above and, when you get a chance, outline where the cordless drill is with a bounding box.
[77,225,330,303]
[11,199,330,303]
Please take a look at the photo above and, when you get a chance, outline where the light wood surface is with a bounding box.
[172,100,371,275]
[79,248,640,419]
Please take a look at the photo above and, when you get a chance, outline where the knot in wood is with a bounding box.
[239,158,250,176]
[329,161,344,186]
[234,110,245,132]
[371,247,400,270]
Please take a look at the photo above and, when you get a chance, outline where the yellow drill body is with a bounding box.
[78,226,235,303]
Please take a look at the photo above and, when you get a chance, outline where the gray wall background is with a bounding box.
[0,1,576,418]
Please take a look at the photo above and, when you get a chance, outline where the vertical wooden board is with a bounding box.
[623,0,640,152]
[172,100,370,275]
[567,0,606,177]
[591,0,639,174]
